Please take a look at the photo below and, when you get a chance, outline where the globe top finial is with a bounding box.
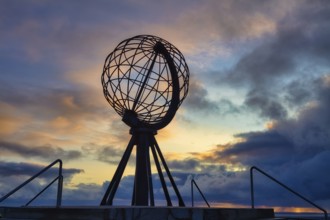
[101,35,189,130]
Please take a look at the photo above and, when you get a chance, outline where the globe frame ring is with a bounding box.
[101,35,189,130]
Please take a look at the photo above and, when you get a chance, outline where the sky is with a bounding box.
[1,0,330,213]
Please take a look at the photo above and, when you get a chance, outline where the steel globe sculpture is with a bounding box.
[101,35,189,130]
[101,35,189,207]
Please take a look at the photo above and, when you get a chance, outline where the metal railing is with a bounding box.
[0,159,63,207]
[250,166,328,220]
[191,178,210,207]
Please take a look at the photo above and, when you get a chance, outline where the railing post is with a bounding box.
[56,160,63,207]
[191,179,194,207]
[191,179,210,208]
[250,166,255,209]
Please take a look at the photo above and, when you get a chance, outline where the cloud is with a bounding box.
[0,141,82,161]
[167,158,200,172]
[0,101,30,136]
[177,76,330,209]
[183,79,219,114]
[244,89,288,120]
[219,131,295,168]
[159,74,330,208]
[1,0,330,211]
[81,140,135,166]
[96,145,133,165]
[0,84,103,121]
[0,160,83,206]
[62,182,104,206]
[0,1,134,62]
[200,2,330,122]
[0,161,82,178]
[181,75,241,118]
[284,79,315,108]
[158,0,281,46]
[224,2,330,86]
[0,81,125,147]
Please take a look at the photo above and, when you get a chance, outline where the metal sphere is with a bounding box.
[101,35,189,130]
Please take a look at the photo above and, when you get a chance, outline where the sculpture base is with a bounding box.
[0,206,274,220]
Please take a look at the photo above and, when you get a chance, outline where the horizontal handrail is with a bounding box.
[0,159,63,207]
[250,166,328,220]
[191,178,210,207]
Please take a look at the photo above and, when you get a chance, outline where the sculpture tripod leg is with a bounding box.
[100,135,135,205]
[101,131,185,207]
[150,135,185,207]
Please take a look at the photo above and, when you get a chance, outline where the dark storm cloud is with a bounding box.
[225,45,295,88]
[207,2,330,121]
[275,150,330,200]
[191,130,295,169]
[284,79,315,107]
[244,89,288,120]
[167,158,200,172]
[0,141,82,161]
[183,77,330,208]
[276,78,330,151]
[210,76,330,206]
[164,75,330,207]
[221,131,295,167]
[225,3,330,87]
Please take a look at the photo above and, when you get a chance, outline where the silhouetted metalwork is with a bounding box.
[250,166,328,220]
[101,35,189,131]
[191,178,210,208]
[0,159,63,207]
[101,35,189,206]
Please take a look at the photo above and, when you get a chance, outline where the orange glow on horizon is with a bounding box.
[208,203,328,214]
